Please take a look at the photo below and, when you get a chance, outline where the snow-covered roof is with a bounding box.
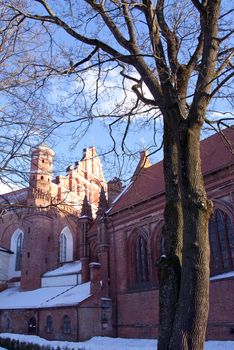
[43,261,81,277]
[0,282,91,309]
[0,246,13,254]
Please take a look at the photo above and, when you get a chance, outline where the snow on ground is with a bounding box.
[0,334,234,350]
[0,282,90,309]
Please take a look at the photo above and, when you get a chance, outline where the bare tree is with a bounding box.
[0,5,57,190]
[0,1,234,349]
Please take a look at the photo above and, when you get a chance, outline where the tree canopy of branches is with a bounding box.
[0,7,55,190]
[0,1,233,349]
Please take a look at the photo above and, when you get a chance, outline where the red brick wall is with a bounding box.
[0,310,38,334]
[207,278,234,340]
[116,290,159,339]
[39,308,78,341]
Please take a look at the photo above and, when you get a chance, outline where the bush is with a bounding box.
[0,337,82,350]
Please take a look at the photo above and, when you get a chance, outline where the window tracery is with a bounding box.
[209,209,234,275]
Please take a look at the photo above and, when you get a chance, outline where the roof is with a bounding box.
[0,188,28,205]
[200,127,233,175]
[0,282,91,309]
[0,246,14,254]
[43,261,81,277]
[108,128,234,215]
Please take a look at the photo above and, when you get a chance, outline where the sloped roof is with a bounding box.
[43,261,82,277]
[0,246,13,254]
[200,127,233,175]
[108,128,233,215]
[0,188,28,205]
[0,282,91,309]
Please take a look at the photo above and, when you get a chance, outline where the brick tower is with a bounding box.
[27,144,55,207]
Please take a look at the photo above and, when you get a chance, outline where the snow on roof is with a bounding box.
[210,270,234,281]
[43,261,82,277]
[0,246,13,254]
[0,282,90,309]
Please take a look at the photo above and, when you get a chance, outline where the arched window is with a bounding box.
[134,235,150,285]
[46,315,53,334]
[63,315,71,334]
[209,209,234,276]
[5,317,11,330]
[28,317,37,334]
[59,227,73,263]
[9,229,24,278]
[15,233,23,271]
[150,227,164,286]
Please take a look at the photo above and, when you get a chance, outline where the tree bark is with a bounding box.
[158,119,183,350]
[169,122,213,350]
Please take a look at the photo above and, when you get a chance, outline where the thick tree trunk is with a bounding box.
[169,122,212,350]
[158,120,183,350]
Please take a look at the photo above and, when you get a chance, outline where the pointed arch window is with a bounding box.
[15,232,23,271]
[46,315,53,334]
[5,317,11,331]
[60,233,67,262]
[134,235,150,285]
[209,209,234,276]
[63,315,71,334]
[59,227,73,263]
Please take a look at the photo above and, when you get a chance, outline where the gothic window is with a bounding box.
[60,233,67,262]
[8,229,24,278]
[133,234,150,286]
[63,315,71,334]
[15,232,23,271]
[209,209,234,276]
[46,315,53,334]
[59,227,73,263]
[5,318,11,330]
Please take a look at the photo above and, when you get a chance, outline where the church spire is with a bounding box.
[80,195,93,219]
[96,187,108,217]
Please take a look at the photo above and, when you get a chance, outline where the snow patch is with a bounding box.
[43,261,82,277]
[0,334,234,350]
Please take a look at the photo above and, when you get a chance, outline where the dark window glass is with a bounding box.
[15,233,23,271]
[6,318,11,330]
[209,209,234,275]
[134,235,150,285]
[63,315,71,334]
[46,315,53,334]
[28,317,37,334]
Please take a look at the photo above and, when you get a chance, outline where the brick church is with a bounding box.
[0,128,233,341]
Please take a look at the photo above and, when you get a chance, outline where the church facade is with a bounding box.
[0,129,233,341]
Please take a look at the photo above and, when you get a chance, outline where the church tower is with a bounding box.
[27,144,55,207]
